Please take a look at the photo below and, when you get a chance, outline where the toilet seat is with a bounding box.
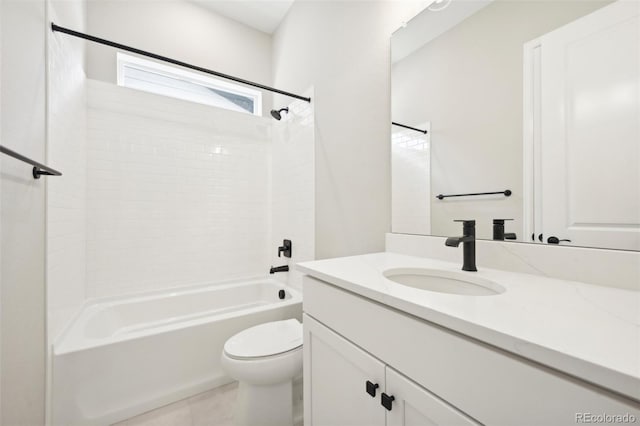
[224,319,302,360]
[221,318,303,426]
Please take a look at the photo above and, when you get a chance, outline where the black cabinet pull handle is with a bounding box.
[366,381,379,397]
[381,392,395,411]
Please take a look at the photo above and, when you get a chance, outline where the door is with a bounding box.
[303,314,386,426]
[385,367,479,426]
[536,0,640,249]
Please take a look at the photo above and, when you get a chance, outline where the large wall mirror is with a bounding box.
[391,0,639,251]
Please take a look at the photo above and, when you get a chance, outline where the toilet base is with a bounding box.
[234,380,293,426]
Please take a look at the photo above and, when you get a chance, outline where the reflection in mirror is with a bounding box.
[391,0,639,250]
[392,122,431,234]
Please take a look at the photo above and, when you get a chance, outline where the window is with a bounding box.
[117,53,262,116]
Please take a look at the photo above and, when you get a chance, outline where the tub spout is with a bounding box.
[270,265,289,274]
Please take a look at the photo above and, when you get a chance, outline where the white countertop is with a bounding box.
[297,252,640,401]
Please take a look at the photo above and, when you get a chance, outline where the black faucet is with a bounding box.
[270,265,289,274]
[445,220,477,272]
[492,219,517,241]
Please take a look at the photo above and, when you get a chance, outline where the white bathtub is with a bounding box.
[52,278,302,426]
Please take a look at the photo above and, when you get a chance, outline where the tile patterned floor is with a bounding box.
[112,382,237,426]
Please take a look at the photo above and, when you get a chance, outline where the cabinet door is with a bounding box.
[304,314,385,426]
[386,367,479,426]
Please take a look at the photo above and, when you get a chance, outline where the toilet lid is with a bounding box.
[224,319,302,359]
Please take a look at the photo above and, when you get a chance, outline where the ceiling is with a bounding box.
[193,0,295,34]
[392,0,494,63]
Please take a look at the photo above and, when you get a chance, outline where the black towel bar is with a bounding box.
[0,145,62,179]
[436,190,511,200]
[392,122,428,134]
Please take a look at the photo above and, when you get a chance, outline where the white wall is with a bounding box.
[85,0,273,114]
[272,0,423,259]
[392,0,611,240]
[1,0,47,424]
[1,0,3,417]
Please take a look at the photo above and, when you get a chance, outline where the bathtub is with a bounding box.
[52,278,302,425]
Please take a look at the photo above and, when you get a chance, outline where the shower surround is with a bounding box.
[86,80,273,297]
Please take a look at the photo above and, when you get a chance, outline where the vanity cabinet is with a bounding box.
[303,312,385,426]
[303,276,640,426]
[304,314,478,426]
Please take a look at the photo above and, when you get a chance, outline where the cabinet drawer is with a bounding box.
[303,276,640,425]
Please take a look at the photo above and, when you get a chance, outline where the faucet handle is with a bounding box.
[492,218,513,224]
[454,220,476,236]
[277,239,292,258]
[453,219,476,228]
[453,219,476,224]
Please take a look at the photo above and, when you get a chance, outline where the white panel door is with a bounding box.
[538,0,640,250]
[303,314,386,426]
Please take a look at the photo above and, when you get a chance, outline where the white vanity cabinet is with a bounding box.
[304,314,478,426]
[385,367,479,426]
[302,275,640,426]
[303,313,385,426]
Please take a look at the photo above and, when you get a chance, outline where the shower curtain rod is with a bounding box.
[51,23,312,103]
[392,122,428,134]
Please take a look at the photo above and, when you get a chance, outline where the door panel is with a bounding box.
[539,0,640,250]
[385,367,479,426]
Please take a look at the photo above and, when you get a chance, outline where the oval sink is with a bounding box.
[383,268,505,296]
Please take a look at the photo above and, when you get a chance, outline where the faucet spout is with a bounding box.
[445,236,473,247]
[270,265,289,274]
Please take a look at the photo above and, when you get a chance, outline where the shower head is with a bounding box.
[270,107,289,121]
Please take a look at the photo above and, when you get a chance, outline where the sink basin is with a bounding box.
[383,268,505,296]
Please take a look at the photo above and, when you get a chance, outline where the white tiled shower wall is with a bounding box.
[270,95,315,290]
[47,0,87,341]
[85,80,278,298]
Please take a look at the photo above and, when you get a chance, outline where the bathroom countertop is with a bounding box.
[297,252,640,401]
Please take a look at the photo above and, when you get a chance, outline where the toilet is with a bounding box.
[221,319,303,426]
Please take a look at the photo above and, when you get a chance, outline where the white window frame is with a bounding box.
[116,52,263,116]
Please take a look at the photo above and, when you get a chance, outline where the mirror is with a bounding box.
[391,0,639,251]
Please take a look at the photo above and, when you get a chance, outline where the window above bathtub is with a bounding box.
[116,53,262,116]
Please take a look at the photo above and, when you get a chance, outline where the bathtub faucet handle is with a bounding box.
[277,239,292,258]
